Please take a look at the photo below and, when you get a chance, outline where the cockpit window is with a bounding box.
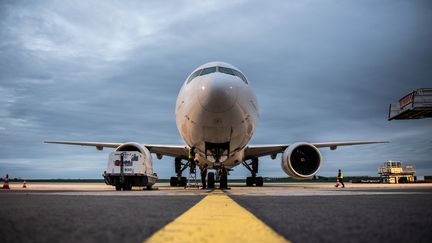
[187,69,202,83]
[218,66,235,76]
[218,66,248,84]
[187,67,218,84]
[187,66,248,85]
[232,69,248,84]
[200,66,217,76]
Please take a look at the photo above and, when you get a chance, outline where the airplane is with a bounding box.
[46,61,387,190]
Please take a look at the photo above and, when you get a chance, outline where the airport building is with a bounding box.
[378,161,416,183]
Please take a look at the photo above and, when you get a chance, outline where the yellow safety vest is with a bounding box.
[338,172,343,179]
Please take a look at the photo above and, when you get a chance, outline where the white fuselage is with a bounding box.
[175,62,258,168]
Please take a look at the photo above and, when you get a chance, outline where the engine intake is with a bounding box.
[281,142,322,179]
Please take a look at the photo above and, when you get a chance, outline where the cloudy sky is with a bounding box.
[1,0,431,179]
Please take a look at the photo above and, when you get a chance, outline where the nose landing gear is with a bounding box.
[204,166,229,189]
[219,166,228,189]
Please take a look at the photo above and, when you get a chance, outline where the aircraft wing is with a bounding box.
[44,141,189,158]
[244,141,388,158]
[144,144,189,158]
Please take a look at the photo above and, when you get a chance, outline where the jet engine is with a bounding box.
[281,142,322,179]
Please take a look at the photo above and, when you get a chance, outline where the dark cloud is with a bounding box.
[1,0,431,179]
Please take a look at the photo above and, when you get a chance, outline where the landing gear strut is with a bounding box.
[242,157,263,187]
[200,164,208,189]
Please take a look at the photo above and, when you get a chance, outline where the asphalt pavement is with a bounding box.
[232,191,432,243]
[1,184,432,243]
[0,194,203,243]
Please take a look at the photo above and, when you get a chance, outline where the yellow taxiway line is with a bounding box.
[144,190,289,243]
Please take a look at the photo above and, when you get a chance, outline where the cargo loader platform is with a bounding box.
[388,88,432,120]
[378,161,416,183]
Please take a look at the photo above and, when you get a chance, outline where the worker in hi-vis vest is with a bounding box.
[337,169,345,188]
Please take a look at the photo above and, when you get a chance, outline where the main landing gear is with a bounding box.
[170,158,188,187]
[242,157,263,187]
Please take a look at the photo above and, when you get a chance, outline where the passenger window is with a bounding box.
[218,66,235,76]
[200,66,217,76]
[187,69,202,83]
[233,70,248,84]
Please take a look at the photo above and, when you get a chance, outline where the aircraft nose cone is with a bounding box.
[198,77,238,113]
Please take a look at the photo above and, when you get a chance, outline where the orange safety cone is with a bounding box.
[22,180,27,188]
[2,174,10,190]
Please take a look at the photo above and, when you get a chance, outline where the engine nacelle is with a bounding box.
[281,142,322,179]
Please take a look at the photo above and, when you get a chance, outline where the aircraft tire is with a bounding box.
[208,172,215,188]
[220,173,228,189]
[255,176,264,186]
[246,177,253,187]
[170,177,178,187]
[180,177,187,187]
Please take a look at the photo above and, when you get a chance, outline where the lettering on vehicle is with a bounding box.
[124,168,134,173]
[399,91,415,108]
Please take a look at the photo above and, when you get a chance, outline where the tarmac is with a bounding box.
[1,182,431,243]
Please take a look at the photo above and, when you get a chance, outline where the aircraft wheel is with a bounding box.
[208,172,215,188]
[170,177,178,186]
[255,177,264,186]
[246,177,253,187]
[180,177,187,187]
[220,173,228,189]
[115,185,122,191]
[201,171,207,189]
